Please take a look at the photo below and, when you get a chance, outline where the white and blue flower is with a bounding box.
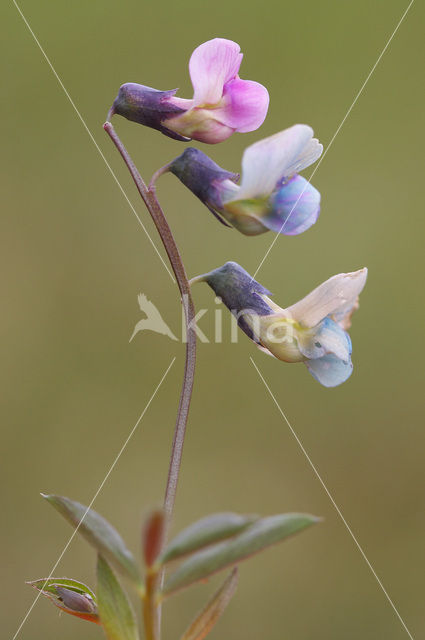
[190,262,367,387]
[163,124,323,236]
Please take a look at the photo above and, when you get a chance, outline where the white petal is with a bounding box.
[218,178,241,202]
[234,125,322,200]
[286,268,368,328]
[283,137,323,177]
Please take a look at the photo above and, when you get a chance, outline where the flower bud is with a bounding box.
[27,578,99,624]
[56,586,97,614]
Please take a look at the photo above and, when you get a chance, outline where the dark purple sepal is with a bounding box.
[200,261,274,343]
[111,83,190,141]
[169,148,239,219]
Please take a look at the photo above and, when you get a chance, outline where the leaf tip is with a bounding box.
[309,515,323,524]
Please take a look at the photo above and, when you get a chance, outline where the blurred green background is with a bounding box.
[1,0,424,638]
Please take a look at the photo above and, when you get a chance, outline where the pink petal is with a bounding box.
[214,77,269,133]
[165,109,236,144]
[189,38,242,106]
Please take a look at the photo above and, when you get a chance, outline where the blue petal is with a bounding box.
[305,354,353,387]
[262,175,320,235]
[298,317,352,362]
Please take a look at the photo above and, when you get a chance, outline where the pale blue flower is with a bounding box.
[166,125,322,235]
[191,262,368,387]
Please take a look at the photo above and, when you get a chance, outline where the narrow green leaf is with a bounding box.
[97,555,139,640]
[181,569,238,640]
[42,494,142,587]
[163,513,319,595]
[159,512,258,565]
[27,577,99,623]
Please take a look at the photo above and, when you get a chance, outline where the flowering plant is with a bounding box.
[190,262,367,387]
[160,125,322,235]
[30,36,367,640]
[111,39,269,143]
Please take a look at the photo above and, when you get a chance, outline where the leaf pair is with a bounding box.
[33,494,319,640]
[162,512,320,595]
[159,512,258,565]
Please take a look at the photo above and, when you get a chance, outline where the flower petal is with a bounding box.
[189,39,242,106]
[166,108,236,143]
[286,269,368,328]
[261,175,320,235]
[305,354,353,387]
[213,77,269,132]
[223,211,270,235]
[221,198,271,235]
[255,314,304,363]
[236,125,322,200]
[298,318,352,362]
[331,298,360,331]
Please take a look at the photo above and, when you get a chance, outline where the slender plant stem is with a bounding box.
[103,121,196,635]
[143,570,159,640]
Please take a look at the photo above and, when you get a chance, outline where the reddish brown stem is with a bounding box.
[104,121,196,636]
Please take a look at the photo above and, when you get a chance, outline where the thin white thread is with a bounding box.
[12,0,175,283]
[11,357,176,640]
[250,357,414,640]
[252,0,414,280]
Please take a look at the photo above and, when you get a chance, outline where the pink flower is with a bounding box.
[109,39,269,144]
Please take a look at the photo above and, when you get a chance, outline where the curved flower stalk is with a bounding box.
[109,38,269,144]
[155,124,322,235]
[190,262,368,387]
